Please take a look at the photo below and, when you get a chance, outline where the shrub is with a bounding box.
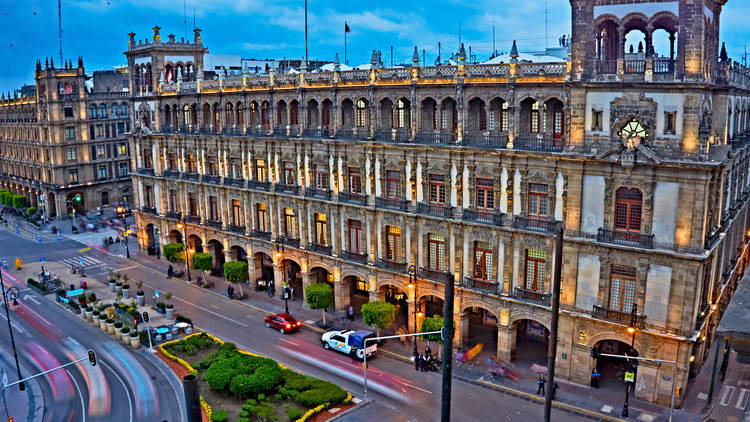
[114,322,123,328]
[27,278,45,291]
[26,206,36,216]
[136,290,144,296]
[296,380,348,407]
[288,408,302,420]
[206,360,235,391]
[88,293,97,302]
[69,302,80,310]
[175,314,192,324]
[274,393,282,401]
[121,327,130,334]
[257,393,265,401]
[281,369,315,392]
[156,302,166,309]
[210,409,227,422]
[11,194,26,209]
[220,342,236,351]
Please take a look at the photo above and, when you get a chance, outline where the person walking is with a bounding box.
[270,280,276,297]
[167,264,174,279]
[227,284,234,299]
[347,305,354,321]
[536,373,546,395]
[290,285,294,300]
[267,280,274,297]
[591,367,600,388]
[414,350,421,371]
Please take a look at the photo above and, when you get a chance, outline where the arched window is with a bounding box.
[614,188,642,232]
[99,104,107,118]
[619,118,647,148]
[110,104,118,118]
[225,103,233,126]
[120,102,128,117]
[530,101,540,133]
[356,100,367,127]
[88,104,97,119]
[236,103,243,126]
[183,104,191,126]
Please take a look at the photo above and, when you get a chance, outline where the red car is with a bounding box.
[264,313,301,334]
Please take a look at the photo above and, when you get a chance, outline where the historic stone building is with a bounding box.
[128,0,750,405]
[0,59,133,217]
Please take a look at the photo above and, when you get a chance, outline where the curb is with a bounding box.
[327,399,373,421]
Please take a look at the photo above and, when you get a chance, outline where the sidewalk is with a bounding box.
[0,342,45,422]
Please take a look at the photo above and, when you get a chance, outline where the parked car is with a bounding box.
[321,329,377,359]
[263,313,301,334]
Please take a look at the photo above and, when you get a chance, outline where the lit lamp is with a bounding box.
[176,213,191,281]
[407,264,418,356]
[622,303,638,418]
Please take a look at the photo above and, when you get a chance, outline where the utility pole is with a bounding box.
[1,273,24,391]
[441,274,455,422]
[304,0,309,63]
[543,225,564,421]
[58,0,63,65]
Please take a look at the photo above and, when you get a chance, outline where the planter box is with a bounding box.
[136,295,145,306]
[166,307,175,320]
[121,332,131,345]
[130,335,140,349]
[114,327,122,338]
[27,283,46,295]
[107,323,114,334]
[109,283,116,293]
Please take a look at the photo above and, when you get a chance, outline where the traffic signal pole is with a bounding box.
[441,274,455,422]
[543,226,564,422]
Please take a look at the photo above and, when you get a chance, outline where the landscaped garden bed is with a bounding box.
[159,332,353,422]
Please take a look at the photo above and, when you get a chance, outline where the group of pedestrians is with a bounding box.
[414,344,437,372]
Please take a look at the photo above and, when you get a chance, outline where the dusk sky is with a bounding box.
[2,0,750,92]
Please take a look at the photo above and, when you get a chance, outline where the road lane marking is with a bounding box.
[67,369,86,422]
[736,388,750,409]
[118,265,137,271]
[720,385,735,406]
[210,305,219,309]
[401,382,432,394]
[100,360,134,422]
[22,295,40,305]
[20,302,52,326]
[279,339,298,346]
[139,282,249,327]
[0,312,25,334]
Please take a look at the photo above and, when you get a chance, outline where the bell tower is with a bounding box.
[570,0,728,82]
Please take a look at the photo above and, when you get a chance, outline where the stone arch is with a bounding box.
[508,313,550,331]
[229,244,247,261]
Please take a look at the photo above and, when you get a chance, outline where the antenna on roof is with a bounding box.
[193,7,196,31]
[458,22,461,47]
[493,21,496,58]
[545,0,548,51]
[57,0,63,65]
[183,0,187,38]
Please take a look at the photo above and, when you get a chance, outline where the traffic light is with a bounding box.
[88,349,97,366]
[75,194,82,202]
[590,346,599,359]
[9,416,15,422]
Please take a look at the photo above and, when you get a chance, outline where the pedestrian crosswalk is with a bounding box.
[59,255,105,269]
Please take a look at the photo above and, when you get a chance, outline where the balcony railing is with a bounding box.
[463,133,508,149]
[653,59,675,74]
[222,126,245,136]
[596,228,654,249]
[463,277,499,295]
[182,172,200,181]
[179,126,193,134]
[165,210,181,220]
[137,168,155,176]
[704,229,722,249]
[624,60,646,74]
[339,191,367,205]
[416,202,453,218]
[227,224,246,234]
[250,229,272,241]
[462,209,504,226]
[513,287,551,306]
[374,129,410,143]
[593,305,646,328]
[596,60,618,74]
[274,184,300,195]
[277,236,301,248]
[414,131,455,145]
[204,219,223,230]
[514,136,563,152]
[336,127,367,141]
[341,250,368,264]
[302,128,332,138]
[512,216,559,233]
[140,206,157,215]
[308,242,332,256]
[377,259,407,273]
[375,197,408,211]
[305,188,332,200]
[163,169,181,179]
[185,215,201,224]
[202,174,221,185]
[419,267,452,284]
[246,126,270,137]
[248,180,270,191]
[223,177,246,188]
[272,127,299,138]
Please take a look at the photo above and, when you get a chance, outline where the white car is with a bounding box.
[321,330,377,359]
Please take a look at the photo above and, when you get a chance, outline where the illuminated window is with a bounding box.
[524,249,546,291]
[386,226,402,261]
[476,178,494,210]
[473,241,493,280]
[348,219,363,254]
[528,183,548,218]
[348,168,361,194]
[609,266,636,312]
[530,102,540,133]
[427,233,446,271]
[315,213,328,245]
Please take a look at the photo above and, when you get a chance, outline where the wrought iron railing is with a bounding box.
[463,277,499,295]
[182,172,199,181]
[514,136,563,152]
[226,224,245,234]
[704,229,722,250]
[375,197,408,211]
[374,129,410,143]
[463,133,508,149]
[596,60,618,74]
[248,180,270,191]
[513,287,551,306]
[223,177,246,188]
[277,236,300,248]
[185,215,201,224]
[137,168,155,176]
[596,228,654,249]
[202,174,221,185]
[418,267,452,284]
[416,202,453,218]
[341,250,368,264]
[140,206,157,215]
[338,191,367,205]
[204,219,223,230]
[165,210,181,220]
[512,216,559,233]
[274,184,300,195]
[462,209,504,226]
[249,229,272,241]
[593,305,646,327]
[308,242,332,255]
[377,259,407,273]
[305,188,332,200]
[163,169,181,179]
[302,128,332,138]
[414,131,455,145]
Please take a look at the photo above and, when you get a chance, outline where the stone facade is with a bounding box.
[125,1,750,407]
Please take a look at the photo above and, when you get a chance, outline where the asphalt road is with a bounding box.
[0,229,183,422]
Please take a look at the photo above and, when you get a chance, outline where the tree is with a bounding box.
[361,301,396,338]
[163,242,186,271]
[192,252,213,281]
[223,261,249,296]
[420,315,452,359]
[305,283,334,326]
[11,194,25,209]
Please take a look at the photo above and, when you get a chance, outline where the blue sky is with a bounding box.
[1,0,750,92]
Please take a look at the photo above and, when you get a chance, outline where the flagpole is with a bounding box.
[304,0,308,63]
[345,21,347,66]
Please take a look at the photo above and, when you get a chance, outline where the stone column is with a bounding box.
[497,235,505,294]
[416,161,423,202]
[405,224,411,266]
[511,237,520,291]
[374,157,382,197]
[330,210,337,254]
[462,229,469,282]
[497,324,516,362]
[273,263,284,298]
[500,167,508,214]
[376,216,383,260]
[417,225,424,268]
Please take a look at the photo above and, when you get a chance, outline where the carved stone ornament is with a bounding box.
[578,329,588,345]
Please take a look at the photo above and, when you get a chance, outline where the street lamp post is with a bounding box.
[0,272,24,391]
[407,265,419,356]
[622,303,638,418]
[177,216,191,281]
[116,206,130,259]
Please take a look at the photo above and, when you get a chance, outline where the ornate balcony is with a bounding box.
[341,250,368,264]
[463,277,499,295]
[514,136,563,152]
[374,129,410,143]
[204,219,223,230]
[222,126,245,136]
[308,242,332,256]
[513,287,551,306]
[462,208,504,226]
[704,229,722,250]
[339,191,367,205]
[596,59,617,74]
[140,206,157,215]
[593,305,646,328]
[163,169,181,179]
[274,184,300,195]
[463,133,508,149]
[653,59,675,74]
[247,126,270,137]
[277,236,300,248]
[165,210,182,220]
[248,180,270,191]
[416,202,453,218]
[302,128,332,138]
[414,131,455,145]
[182,172,200,181]
[305,188,332,200]
[202,174,221,185]
[272,127,298,138]
[375,197,408,211]
[137,168,155,176]
[418,267,452,284]
[336,127,368,141]
[624,59,646,74]
[185,215,201,224]
[512,216,560,233]
[223,177,246,188]
[250,229,272,241]
[377,259,407,273]
[596,228,654,249]
[227,224,246,234]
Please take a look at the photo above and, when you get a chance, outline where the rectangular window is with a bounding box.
[97,165,107,179]
[501,102,509,132]
[65,126,75,140]
[479,106,487,131]
[188,193,197,215]
[609,266,636,313]
[348,168,361,194]
[117,122,125,134]
[427,233,446,271]
[68,169,78,183]
[256,203,268,232]
[592,110,603,131]
[476,178,494,210]
[283,162,295,185]
[119,162,128,177]
[207,159,218,176]
[169,189,177,212]
[527,183,548,218]
[96,145,106,158]
[284,208,297,238]
[64,106,74,118]
[290,106,298,126]
[144,186,153,207]
[167,153,176,170]
[530,102,540,133]
[474,241,494,280]
[524,249,546,291]
[553,109,564,138]
[315,166,328,190]
[119,143,127,156]
[429,174,446,204]
[386,226,402,261]
[315,213,328,245]
[614,189,642,232]
[232,199,242,226]
[100,191,109,205]
[95,124,105,138]
[209,196,218,221]
[386,170,401,198]
[348,219,363,254]
[664,111,676,135]
[255,159,267,181]
[67,147,77,161]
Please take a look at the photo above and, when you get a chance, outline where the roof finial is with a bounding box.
[334,53,340,71]
[412,46,420,67]
[370,50,378,66]
[720,42,729,62]
[510,40,519,64]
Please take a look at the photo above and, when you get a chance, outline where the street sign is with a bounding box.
[624,371,635,383]
[142,311,150,323]
[66,288,84,298]
[88,350,97,366]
